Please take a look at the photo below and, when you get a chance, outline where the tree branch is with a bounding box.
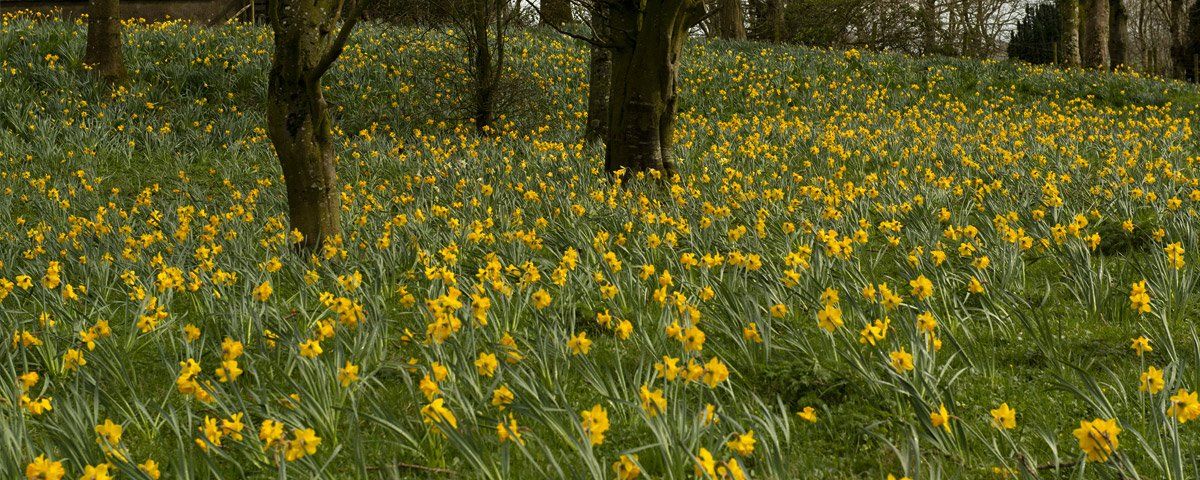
[685,0,717,29]
[312,0,372,80]
[526,0,623,48]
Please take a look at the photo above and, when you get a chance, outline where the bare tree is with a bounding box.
[745,0,785,41]
[468,0,518,132]
[266,0,367,249]
[779,0,1021,57]
[439,0,524,133]
[1121,0,1173,75]
[83,0,126,83]
[918,0,939,53]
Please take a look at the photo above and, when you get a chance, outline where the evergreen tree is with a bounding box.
[1008,3,1062,64]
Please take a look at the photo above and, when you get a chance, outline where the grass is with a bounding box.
[3,9,1200,480]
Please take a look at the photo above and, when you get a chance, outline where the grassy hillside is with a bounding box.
[3,10,1200,479]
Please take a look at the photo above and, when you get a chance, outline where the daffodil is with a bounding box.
[990,403,1016,430]
[580,404,609,445]
[25,455,65,480]
[1074,418,1121,462]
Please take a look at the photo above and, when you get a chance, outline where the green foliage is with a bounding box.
[2,10,1200,480]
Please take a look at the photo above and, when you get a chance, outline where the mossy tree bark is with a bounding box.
[83,0,126,83]
[267,0,365,249]
[1058,0,1081,66]
[603,0,706,177]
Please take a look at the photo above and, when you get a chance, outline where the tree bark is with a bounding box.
[1083,0,1109,68]
[585,2,611,143]
[1186,0,1200,80]
[1108,0,1127,68]
[1057,0,1081,66]
[717,0,746,40]
[1170,0,1188,77]
[947,0,961,55]
[918,0,938,54]
[267,0,364,249]
[604,0,706,177]
[540,0,572,27]
[470,0,498,133]
[764,0,784,42]
[84,0,126,83]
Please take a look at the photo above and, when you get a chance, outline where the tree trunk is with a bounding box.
[267,0,363,249]
[717,0,746,40]
[918,0,938,54]
[604,0,705,177]
[1136,0,1146,69]
[1058,0,1081,66]
[84,0,126,83]
[1170,0,1188,77]
[585,3,611,143]
[1186,0,1200,80]
[1108,0,1127,68]
[471,0,497,132]
[540,0,571,27]
[947,0,960,55]
[1083,0,1109,68]
[764,0,784,42]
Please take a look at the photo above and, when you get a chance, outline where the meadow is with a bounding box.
[3,10,1200,479]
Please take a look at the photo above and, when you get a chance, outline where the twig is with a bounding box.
[366,462,458,476]
[524,0,621,48]
[1036,460,1081,470]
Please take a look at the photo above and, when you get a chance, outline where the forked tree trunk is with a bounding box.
[1058,0,1081,66]
[717,0,746,40]
[267,42,340,250]
[1083,0,1109,68]
[84,0,126,83]
[585,2,611,143]
[1108,0,1127,68]
[268,0,364,249]
[604,0,705,177]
